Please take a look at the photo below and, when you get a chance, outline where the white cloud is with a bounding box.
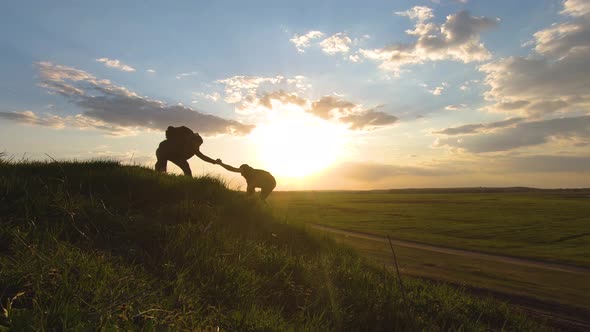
[436,1,590,157]
[480,0,590,118]
[349,54,362,62]
[430,86,444,95]
[395,6,434,23]
[146,69,156,73]
[561,0,590,17]
[193,92,221,103]
[7,62,254,136]
[250,90,398,130]
[286,75,311,91]
[214,74,310,112]
[289,30,325,53]
[361,8,498,75]
[445,104,467,110]
[205,92,221,102]
[216,75,285,104]
[319,33,352,54]
[176,71,198,80]
[96,58,136,72]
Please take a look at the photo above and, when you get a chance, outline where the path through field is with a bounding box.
[310,224,590,274]
[310,223,590,331]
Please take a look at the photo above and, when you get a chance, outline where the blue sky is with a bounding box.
[1,0,589,189]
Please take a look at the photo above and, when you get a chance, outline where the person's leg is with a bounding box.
[171,159,192,176]
[246,184,255,195]
[260,178,276,201]
[260,187,273,201]
[155,147,167,173]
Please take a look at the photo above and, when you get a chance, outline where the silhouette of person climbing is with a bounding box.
[155,126,221,176]
[217,161,276,201]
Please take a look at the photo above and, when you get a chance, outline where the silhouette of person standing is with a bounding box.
[155,126,220,176]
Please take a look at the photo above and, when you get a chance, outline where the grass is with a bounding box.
[269,191,590,316]
[269,191,590,267]
[0,160,543,330]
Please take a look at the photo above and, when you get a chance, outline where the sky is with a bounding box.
[1,0,589,189]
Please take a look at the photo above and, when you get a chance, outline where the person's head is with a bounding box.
[192,133,203,146]
[239,164,253,174]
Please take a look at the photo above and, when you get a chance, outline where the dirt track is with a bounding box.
[310,223,590,330]
[310,223,590,275]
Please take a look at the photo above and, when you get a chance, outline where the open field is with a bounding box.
[270,191,590,325]
[270,191,590,267]
[0,161,543,330]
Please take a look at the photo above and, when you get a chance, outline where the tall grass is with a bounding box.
[0,160,544,330]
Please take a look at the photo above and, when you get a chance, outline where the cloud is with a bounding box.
[0,110,67,128]
[434,116,590,152]
[395,6,434,23]
[192,92,221,103]
[319,33,352,54]
[146,69,156,73]
[430,86,444,95]
[498,154,590,173]
[0,110,136,135]
[286,75,311,91]
[434,1,590,155]
[361,8,498,74]
[10,62,254,136]
[96,58,136,72]
[445,104,467,110]
[433,117,524,135]
[339,107,399,130]
[216,75,285,104]
[258,90,307,110]
[78,148,155,165]
[212,74,397,130]
[309,96,356,119]
[176,71,199,79]
[349,54,362,62]
[204,92,221,102]
[480,0,590,117]
[561,0,590,17]
[289,30,325,53]
[317,161,459,182]
[255,90,398,130]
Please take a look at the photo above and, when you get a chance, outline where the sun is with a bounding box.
[249,104,348,178]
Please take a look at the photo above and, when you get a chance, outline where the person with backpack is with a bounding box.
[155,126,221,176]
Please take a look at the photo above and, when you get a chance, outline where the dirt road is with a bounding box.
[310,223,590,331]
[310,223,590,275]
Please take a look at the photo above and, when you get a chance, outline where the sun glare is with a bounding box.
[250,104,348,178]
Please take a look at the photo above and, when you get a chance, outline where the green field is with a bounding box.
[270,191,590,319]
[270,191,590,267]
[0,161,543,331]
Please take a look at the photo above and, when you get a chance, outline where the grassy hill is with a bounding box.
[0,161,543,331]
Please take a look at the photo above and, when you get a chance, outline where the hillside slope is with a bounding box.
[0,161,542,331]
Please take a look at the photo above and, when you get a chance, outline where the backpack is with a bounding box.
[165,126,194,141]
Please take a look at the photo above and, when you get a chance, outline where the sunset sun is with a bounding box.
[250,104,348,178]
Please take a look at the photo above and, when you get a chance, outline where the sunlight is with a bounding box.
[249,103,348,178]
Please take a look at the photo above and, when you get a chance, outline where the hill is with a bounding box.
[0,161,543,330]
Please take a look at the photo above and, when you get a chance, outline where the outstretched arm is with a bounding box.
[194,149,219,165]
[218,162,241,173]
